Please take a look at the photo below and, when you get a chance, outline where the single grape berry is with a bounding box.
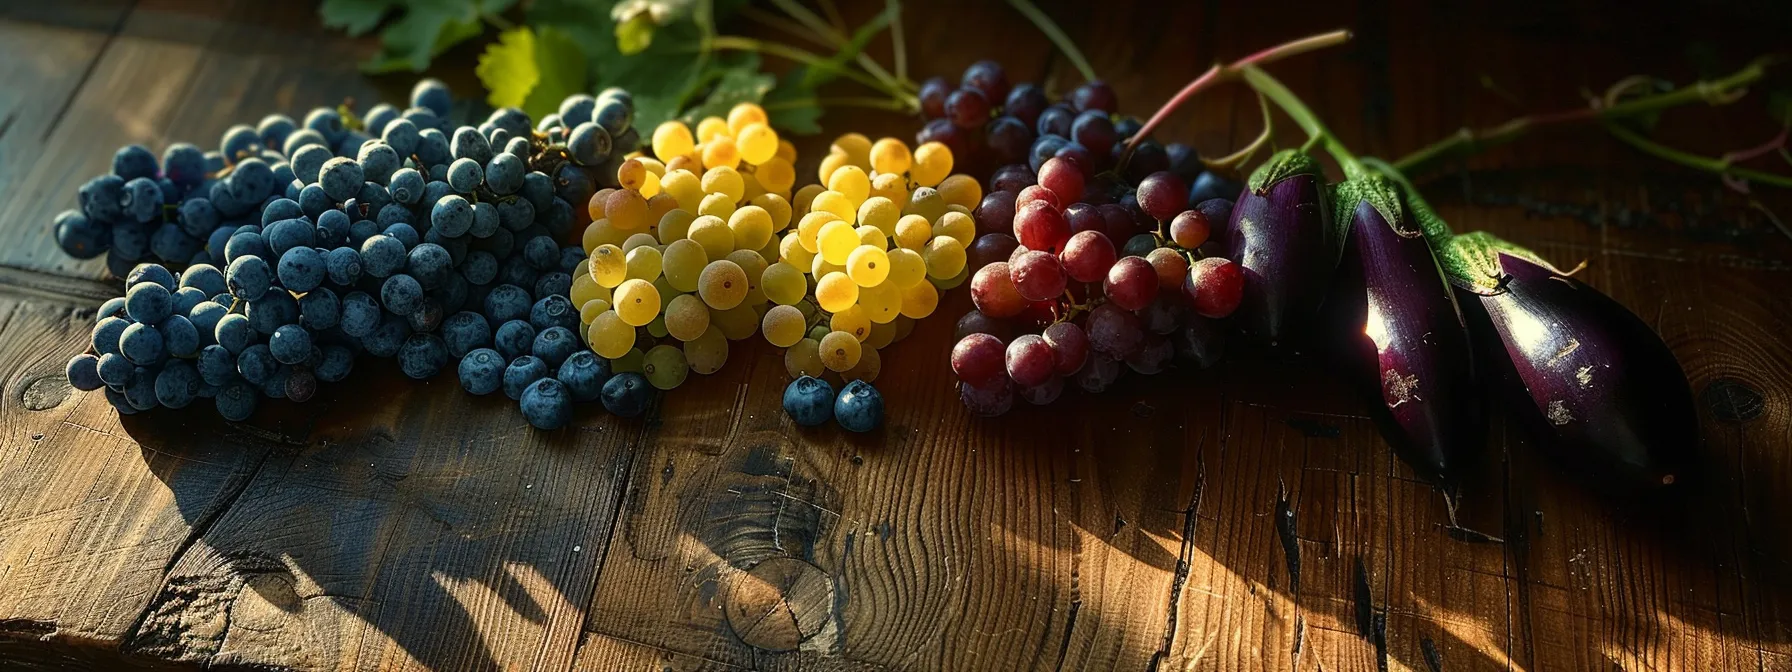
[782,376,834,427]
[1005,334,1056,388]
[1183,257,1245,318]
[601,372,652,418]
[1104,256,1159,311]
[520,378,572,430]
[1169,210,1212,249]
[951,333,1007,387]
[1136,172,1188,222]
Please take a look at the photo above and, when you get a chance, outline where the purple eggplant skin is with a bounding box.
[1228,151,1336,347]
[1334,199,1483,488]
[1465,252,1698,490]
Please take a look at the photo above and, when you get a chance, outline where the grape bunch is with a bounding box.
[950,155,1243,416]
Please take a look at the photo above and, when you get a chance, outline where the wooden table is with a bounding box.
[2,1,1790,669]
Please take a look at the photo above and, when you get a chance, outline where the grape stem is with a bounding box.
[1390,58,1773,177]
[1006,0,1098,84]
[1239,64,1366,179]
[1201,93,1275,172]
[1119,29,1352,173]
[705,36,916,107]
[761,0,910,93]
[1604,123,1792,190]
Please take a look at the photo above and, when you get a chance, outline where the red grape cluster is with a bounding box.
[950,157,1244,416]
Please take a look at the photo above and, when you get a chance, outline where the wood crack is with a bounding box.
[1147,438,1208,672]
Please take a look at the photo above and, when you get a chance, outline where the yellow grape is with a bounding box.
[857,281,901,324]
[811,190,856,224]
[697,259,748,310]
[579,298,609,325]
[712,303,760,340]
[657,209,696,245]
[587,310,634,358]
[625,245,663,281]
[607,189,650,232]
[904,187,949,222]
[702,136,739,169]
[811,254,844,279]
[652,275,677,301]
[686,215,735,261]
[785,338,825,378]
[796,211,838,254]
[684,326,729,375]
[830,133,872,167]
[590,244,628,287]
[870,137,912,176]
[639,169,662,198]
[938,174,983,210]
[701,166,745,203]
[727,103,768,135]
[756,158,796,194]
[855,225,887,250]
[582,218,612,253]
[664,293,710,341]
[885,247,927,288]
[946,203,971,217]
[893,315,915,342]
[661,169,704,212]
[727,206,774,252]
[865,320,897,349]
[761,305,806,347]
[911,142,954,187]
[756,237,783,270]
[815,272,858,313]
[653,121,696,162]
[739,170,766,204]
[622,233,659,252]
[618,159,647,191]
[899,281,939,319]
[869,172,909,205]
[587,188,612,221]
[817,152,851,186]
[743,287,768,310]
[612,347,645,373]
[761,262,806,306]
[614,279,661,326]
[819,330,862,372]
[857,196,899,236]
[570,272,611,306]
[830,305,871,341]
[751,193,792,231]
[643,344,688,390]
[792,184,826,219]
[846,245,890,287]
[645,192,678,225]
[637,156,666,176]
[930,263,969,290]
[779,232,815,269]
[795,298,819,322]
[894,214,932,250]
[647,315,670,339]
[737,123,778,165]
[934,211,977,246]
[827,165,871,206]
[808,325,831,342]
[662,239,708,292]
[698,191,737,220]
[775,139,798,164]
[725,249,769,287]
[842,345,881,383]
[817,220,859,265]
[923,236,967,278]
[696,117,730,143]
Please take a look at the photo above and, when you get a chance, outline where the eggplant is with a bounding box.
[1330,176,1482,488]
[1228,149,1336,346]
[1447,232,1698,489]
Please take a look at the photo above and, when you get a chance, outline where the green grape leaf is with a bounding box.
[477,27,540,111]
[319,0,402,35]
[680,65,776,126]
[523,27,589,120]
[358,1,484,74]
[614,12,656,55]
[768,102,824,135]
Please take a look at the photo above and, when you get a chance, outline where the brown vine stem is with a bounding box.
[1391,58,1773,176]
[1118,29,1353,174]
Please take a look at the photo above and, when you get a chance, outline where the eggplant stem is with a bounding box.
[1007,0,1098,84]
[1119,29,1352,174]
[1392,58,1774,177]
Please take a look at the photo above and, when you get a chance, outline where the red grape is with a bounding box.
[975,191,1018,236]
[1052,144,1095,179]
[1184,257,1244,318]
[1074,352,1123,393]
[919,77,952,119]
[1103,256,1158,311]
[1064,203,1103,236]
[1086,303,1144,357]
[1013,201,1070,252]
[961,60,1010,104]
[968,233,1020,272]
[1059,230,1116,283]
[1170,210,1211,249]
[1138,295,1183,334]
[1042,321,1089,375]
[1037,157,1085,204]
[955,310,1012,342]
[1097,203,1136,243]
[971,262,1028,318]
[1019,375,1064,405]
[1145,247,1189,289]
[1136,171,1187,221]
[946,88,990,129]
[1070,80,1118,113]
[917,118,966,158]
[991,165,1036,194]
[1005,334,1056,387]
[1008,243,1032,264]
[1009,250,1067,302]
[1070,112,1116,160]
[960,377,1015,417]
[1015,185,1061,211]
[951,333,1007,386]
[1125,334,1175,374]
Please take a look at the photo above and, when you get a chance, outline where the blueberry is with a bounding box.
[523,236,559,271]
[158,314,200,357]
[558,247,588,275]
[553,351,606,403]
[783,376,834,427]
[66,353,105,391]
[440,311,492,358]
[520,378,572,429]
[214,313,255,354]
[503,355,550,400]
[246,291,298,335]
[154,361,201,409]
[451,348,502,396]
[315,345,355,383]
[359,234,406,278]
[404,295,444,333]
[215,382,258,421]
[531,326,578,368]
[226,255,271,301]
[124,282,174,325]
[398,333,449,380]
[361,314,411,358]
[483,284,532,323]
[474,226,514,258]
[600,372,652,418]
[455,252,496,289]
[493,319,536,361]
[498,255,539,289]
[527,296,576,333]
[834,380,884,433]
[534,272,572,304]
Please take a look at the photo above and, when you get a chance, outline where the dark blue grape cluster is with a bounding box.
[781,376,883,433]
[915,62,1237,210]
[59,80,646,429]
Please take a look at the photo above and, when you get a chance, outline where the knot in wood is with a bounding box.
[21,373,71,412]
[1702,377,1764,422]
[722,557,833,652]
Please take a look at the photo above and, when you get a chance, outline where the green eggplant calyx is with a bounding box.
[1248,149,1322,193]
[1440,231,1555,294]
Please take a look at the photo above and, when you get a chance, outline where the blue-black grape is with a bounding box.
[493,319,536,361]
[440,311,491,357]
[124,282,174,324]
[447,157,483,193]
[531,326,578,368]
[66,354,105,391]
[159,315,199,357]
[236,343,277,384]
[53,211,109,259]
[197,345,236,386]
[557,351,608,402]
[119,322,166,366]
[277,247,325,292]
[214,313,255,354]
[601,372,652,418]
[380,274,424,315]
[246,291,297,335]
[398,333,449,379]
[359,235,406,278]
[519,378,571,429]
[315,345,354,383]
[154,361,200,409]
[567,123,611,166]
[215,382,257,421]
[503,355,549,400]
[383,222,420,249]
[269,324,312,365]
